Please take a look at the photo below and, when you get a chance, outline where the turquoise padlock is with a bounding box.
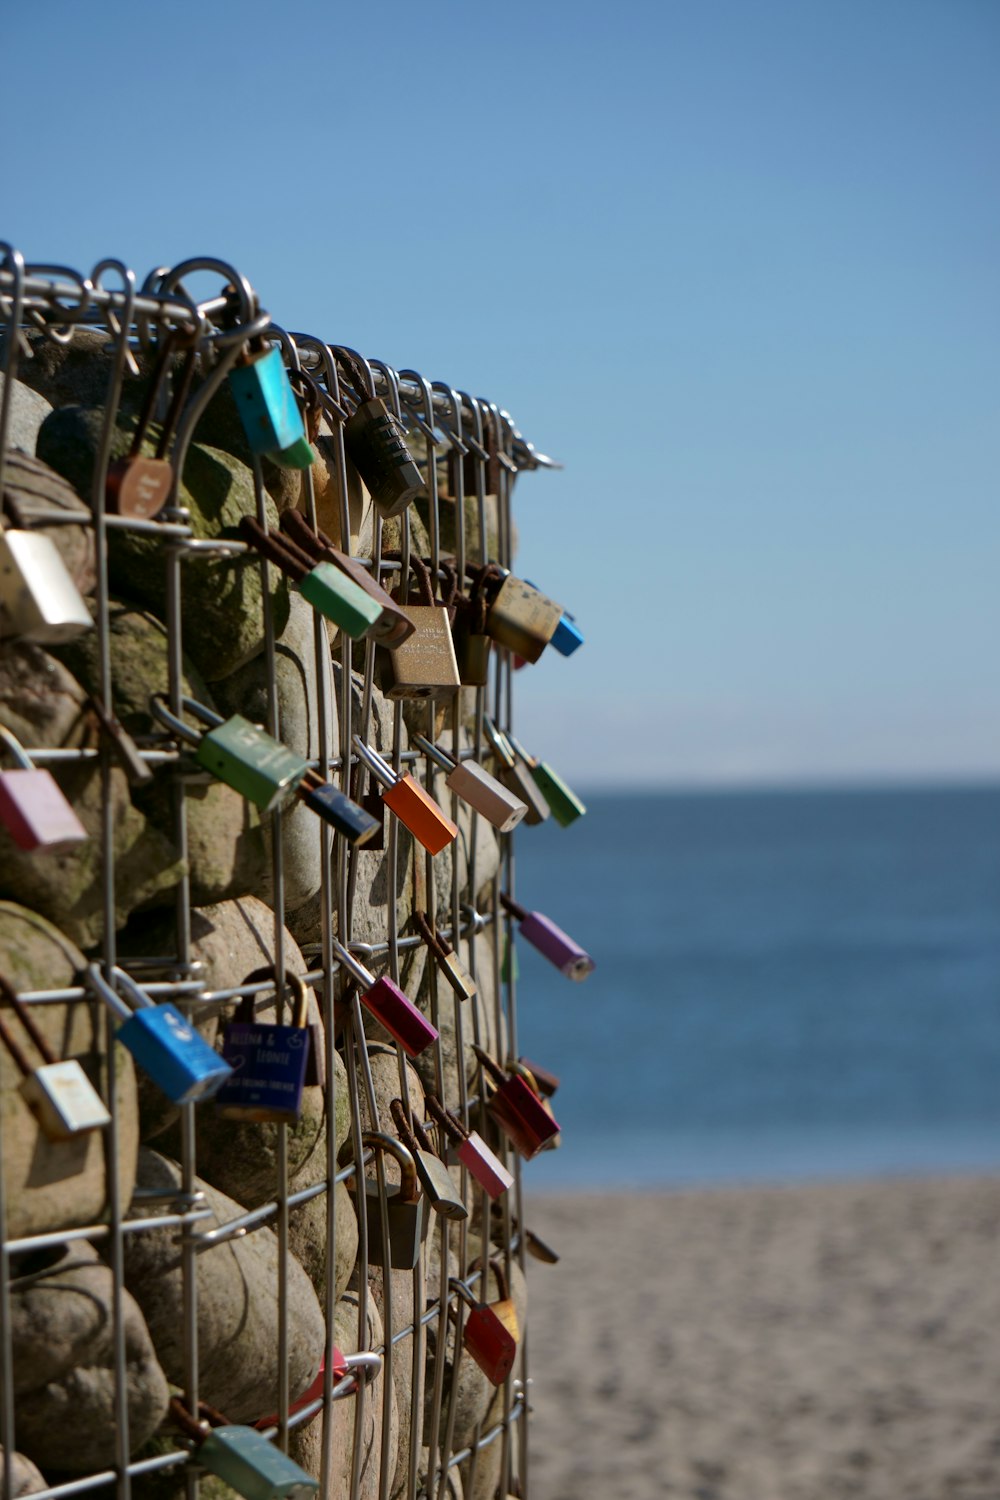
[88,965,233,1105]
[229,345,309,460]
[150,695,309,814]
[171,1398,318,1499]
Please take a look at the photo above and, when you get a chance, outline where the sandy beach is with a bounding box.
[522,1176,1000,1500]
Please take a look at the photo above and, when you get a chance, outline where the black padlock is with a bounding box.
[335,347,424,520]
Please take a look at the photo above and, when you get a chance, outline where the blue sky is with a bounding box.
[3,1,997,788]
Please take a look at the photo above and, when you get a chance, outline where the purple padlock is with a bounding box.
[333,940,438,1058]
[500,894,595,981]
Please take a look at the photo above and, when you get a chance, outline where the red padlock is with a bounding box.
[333,940,438,1058]
[0,727,87,852]
[450,1268,518,1386]
[425,1094,513,1200]
[472,1045,560,1160]
[253,1347,381,1430]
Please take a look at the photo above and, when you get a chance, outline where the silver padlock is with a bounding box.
[0,976,110,1140]
[411,734,527,833]
[0,528,93,642]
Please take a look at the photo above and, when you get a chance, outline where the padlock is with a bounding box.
[297,769,381,847]
[88,963,233,1105]
[170,1397,318,1499]
[349,1131,430,1270]
[500,893,595,980]
[482,719,551,826]
[105,330,196,519]
[229,343,314,468]
[342,394,424,520]
[150,695,309,814]
[0,725,87,852]
[389,1098,468,1222]
[517,1057,560,1097]
[0,527,93,643]
[238,517,382,639]
[214,968,312,1122]
[332,940,438,1058]
[424,1094,513,1200]
[412,910,476,1000]
[472,1045,560,1160]
[506,735,586,827]
[352,737,457,857]
[0,975,110,1141]
[411,734,527,833]
[508,1062,561,1151]
[253,1349,381,1430]
[448,1272,517,1386]
[450,593,492,686]
[382,555,461,700]
[87,695,154,787]
[522,580,585,658]
[483,571,563,663]
[279,511,416,647]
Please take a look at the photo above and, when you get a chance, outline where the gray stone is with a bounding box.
[0,374,53,456]
[124,1149,325,1423]
[0,442,95,595]
[35,406,290,682]
[9,1240,169,1473]
[213,589,336,911]
[3,329,126,412]
[290,1178,358,1304]
[0,901,139,1240]
[0,1447,46,1497]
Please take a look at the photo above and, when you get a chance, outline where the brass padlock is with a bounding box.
[412,910,477,1000]
[350,1131,430,1270]
[484,570,564,663]
[389,1097,468,1221]
[380,555,460,700]
[451,591,492,687]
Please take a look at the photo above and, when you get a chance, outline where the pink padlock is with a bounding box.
[424,1093,514,1200]
[0,728,87,852]
[500,893,595,981]
[333,940,438,1058]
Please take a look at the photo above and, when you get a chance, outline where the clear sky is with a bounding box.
[3,1,997,789]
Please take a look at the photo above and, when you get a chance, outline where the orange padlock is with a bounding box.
[352,736,457,856]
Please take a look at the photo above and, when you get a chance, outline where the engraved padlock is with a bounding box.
[0,975,110,1141]
[449,1272,517,1387]
[229,342,315,469]
[280,511,416,647]
[411,734,527,833]
[424,1094,513,1200]
[412,910,477,1001]
[382,556,461,699]
[389,1098,468,1222]
[214,968,312,1123]
[507,734,586,827]
[105,330,196,519]
[482,719,551,826]
[500,892,595,980]
[0,725,87,852]
[88,963,233,1105]
[170,1397,319,1499]
[472,1044,560,1160]
[349,1131,430,1270]
[333,940,439,1058]
[352,736,457,856]
[150,695,309,814]
[337,346,424,519]
[483,570,564,663]
[0,526,93,643]
[238,516,382,639]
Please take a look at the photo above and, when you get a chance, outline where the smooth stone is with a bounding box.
[0,901,138,1240]
[0,1446,46,1497]
[0,442,95,595]
[9,1241,169,1473]
[290,1177,358,1304]
[35,406,290,682]
[0,373,53,456]
[123,1149,325,1423]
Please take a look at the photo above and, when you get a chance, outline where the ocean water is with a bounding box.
[510,786,1000,1188]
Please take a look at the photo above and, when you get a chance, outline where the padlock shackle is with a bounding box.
[471,1044,509,1089]
[412,910,451,963]
[482,718,516,769]
[86,963,156,1020]
[148,693,225,748]
[0,725,34,771]
[388,1097,421,1157]
[0,974,58,1070]
[499,893,528,924]
[359,1130,420,1206]
[424,1093,467,1146]
[447,1277,480,1314]
[330,938,377,992]
[169,1396,229,1443]
[241,966,309,1030]
[351,736,399,791]
[504,733,536,769]
[410,734,457,775]
[506,1061,541,1096]
[484,1254,511,1305]
[237,516,310,583]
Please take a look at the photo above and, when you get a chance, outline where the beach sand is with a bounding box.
[522,1176,1000,1500]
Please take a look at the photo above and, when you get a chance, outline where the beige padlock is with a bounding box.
[0,976,110,1140]
[411,733,527,833]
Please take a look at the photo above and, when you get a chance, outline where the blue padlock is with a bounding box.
[87,965,233,1105]
[524,581,584,657]
[214,970,311,1123]
[229,346,309,459]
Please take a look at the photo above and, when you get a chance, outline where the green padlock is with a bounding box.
[171,1399,318,1499]
[507,735,586,827]
[150,695,309,814]
[239,517,381,639]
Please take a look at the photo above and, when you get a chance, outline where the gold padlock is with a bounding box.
[382,556,460,700]
[484,571,564,663]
